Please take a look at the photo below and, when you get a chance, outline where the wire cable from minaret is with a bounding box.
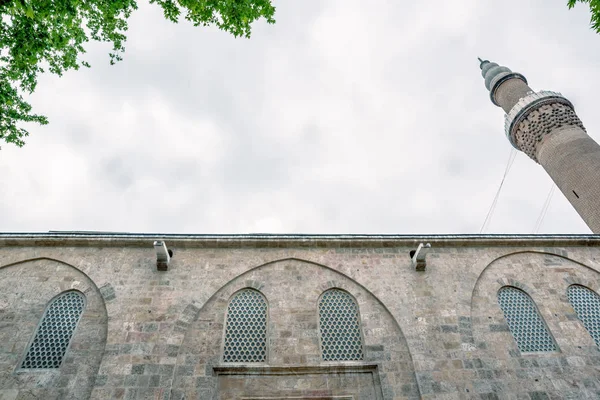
[479,148,517,233]
[533,184,556,233]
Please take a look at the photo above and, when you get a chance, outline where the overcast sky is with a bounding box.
[1,0,599,234]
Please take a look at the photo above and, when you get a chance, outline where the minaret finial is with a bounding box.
[477,57,489,70]
[478,59,527,107]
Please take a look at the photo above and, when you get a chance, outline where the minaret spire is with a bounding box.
[478,58,529,112]
[479,58,600,233]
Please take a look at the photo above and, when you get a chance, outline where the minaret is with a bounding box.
[479,58,600,233]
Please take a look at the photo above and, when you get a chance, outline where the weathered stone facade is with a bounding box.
[1,233,600,399]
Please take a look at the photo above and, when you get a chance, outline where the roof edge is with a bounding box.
[0,233,598,248]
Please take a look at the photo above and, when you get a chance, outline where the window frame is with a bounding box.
[567,284,600,348]
[496,286,558,354]
[220,287,269,364]
[317,288,365,362]
[16,290,87,372]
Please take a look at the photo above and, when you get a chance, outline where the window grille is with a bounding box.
[497,287,556,353]
[318,289,364,361]
[567,285,600,348]
[21,291,85,369]
[222,289,267,363]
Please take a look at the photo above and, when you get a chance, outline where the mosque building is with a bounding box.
[1,60,600,399]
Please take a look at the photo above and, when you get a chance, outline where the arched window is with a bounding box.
[497,286,557,353]
[222,289,267,363]
[21,291,86,369]
[567,285,600,348]
[318,288,364,361]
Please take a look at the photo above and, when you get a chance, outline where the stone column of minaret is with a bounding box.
[479,58,600,233]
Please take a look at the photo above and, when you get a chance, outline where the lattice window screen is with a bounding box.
[497,287,557,353]
[567,285,600,348]
[21,291,85,369]
[318,289,364,361]
[222,289,267,363]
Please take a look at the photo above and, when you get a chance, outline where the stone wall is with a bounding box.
[0,235,599,399]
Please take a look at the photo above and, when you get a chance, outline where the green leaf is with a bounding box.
[25,3,33,18]
[0,0,276,147]
[568,0,600,33]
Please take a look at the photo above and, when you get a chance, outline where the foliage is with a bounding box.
[568,0,600,33]
[0,0,275,147]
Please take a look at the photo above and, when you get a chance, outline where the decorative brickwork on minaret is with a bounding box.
[506,93,586,161]
[480,58,600,233]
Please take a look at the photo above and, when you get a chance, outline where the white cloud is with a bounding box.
[1,0,598,234]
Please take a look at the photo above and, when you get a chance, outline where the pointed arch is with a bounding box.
[471,250,600,311]
[497,286,557,353]
[222,288,268,363]
[567,284,600,348]
[318,288,364,361]
[0,257,108,399]
[173,258,420,399]
[177,257,415,354]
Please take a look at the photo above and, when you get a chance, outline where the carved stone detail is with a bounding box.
[511,102,586,162]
